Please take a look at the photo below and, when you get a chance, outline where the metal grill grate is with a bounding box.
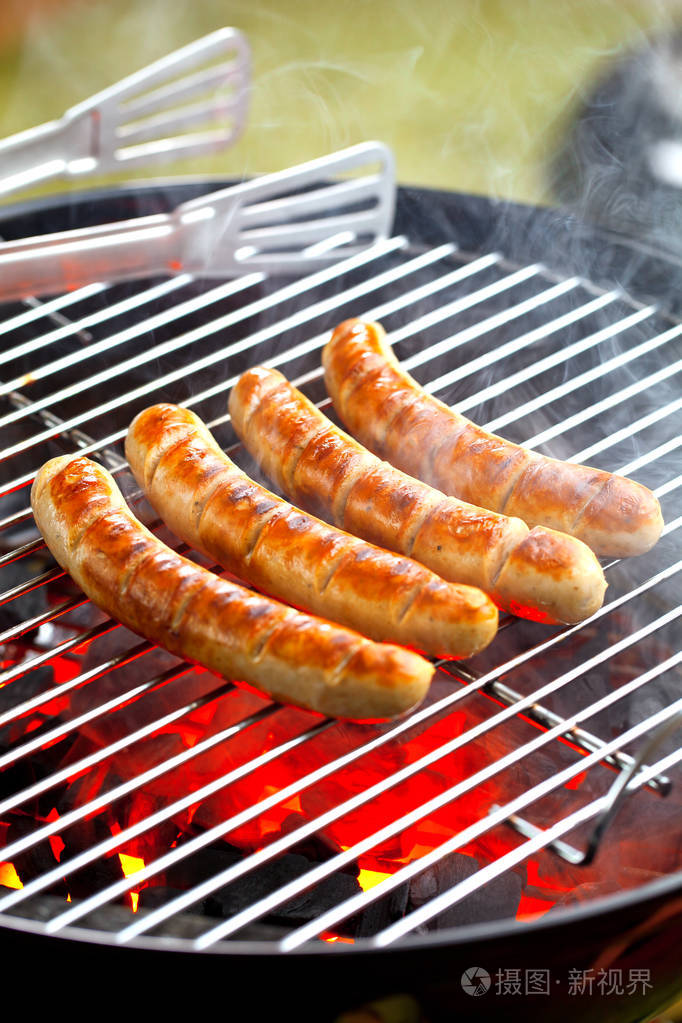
[0,202,680,953]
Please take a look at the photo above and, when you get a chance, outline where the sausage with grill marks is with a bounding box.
[322,318,663,558]
[228,367,607,625]
[125,403,498,659]
[31,455,435,721]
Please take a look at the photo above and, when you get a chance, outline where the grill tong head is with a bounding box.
[0,27,251,198]
[0,141,396,300]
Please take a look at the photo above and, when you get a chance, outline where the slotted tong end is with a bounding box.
[0,27,251,197]
[0,141,397,300]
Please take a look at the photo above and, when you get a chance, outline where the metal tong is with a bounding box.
[0,27,251,198]
[0,141,396,300]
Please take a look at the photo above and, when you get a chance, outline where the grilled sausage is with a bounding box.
[228,367,607,625]
[31,455,435,721]
[125,404,498,659]
[322,318,664,558]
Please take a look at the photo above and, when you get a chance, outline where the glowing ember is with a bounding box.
[515,892,556,921]
[118,852,145,912]
[0,862,22,890]
[357,868,392,891]
[320,931,354,944]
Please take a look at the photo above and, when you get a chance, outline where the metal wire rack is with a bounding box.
[0,202,680,954]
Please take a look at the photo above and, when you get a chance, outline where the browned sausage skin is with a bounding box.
[125,404,498,659]
[31,455,434,721]
[322,318,664,558]
[228,367,607,626]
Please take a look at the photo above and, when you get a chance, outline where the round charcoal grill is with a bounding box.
[0,178,680,1022]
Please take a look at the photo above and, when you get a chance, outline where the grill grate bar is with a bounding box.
[0,275,260,429]
[0,660,197,774]
[522,339,682,450]
[456,305,656,418]
[1,549,678,938]
[0,245,672,505]
[0,618,119,700]
[0,535,45,569]
[0,563,64,605]
[0,594,88,647]
[264,268,573,397]
[395,271,568,373]
[0,632,158,735]
[2,514,678,793]
[0,275,192,379]
[0,672,245,820]
[0,533,211,722]
[419,291,622,396]
[0,283,108,344]
[572,398,682,466]
[486,328,682,437]
[34,588,679,940]
[0,234,426,487]
[0,674,246,867]
[0,540,674,892]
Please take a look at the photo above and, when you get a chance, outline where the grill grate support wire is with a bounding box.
[509,705,682,867]
[27,581,680,939]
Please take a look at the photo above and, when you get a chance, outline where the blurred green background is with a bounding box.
[1,0,682,206]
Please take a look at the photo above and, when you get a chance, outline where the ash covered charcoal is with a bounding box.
[408,852,523,930]
[2,815,70,899]
[0,540,63,632]
[348,877,411,939]
[204,850,362,932]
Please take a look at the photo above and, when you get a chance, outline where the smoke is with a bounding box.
[3,0,682,206]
